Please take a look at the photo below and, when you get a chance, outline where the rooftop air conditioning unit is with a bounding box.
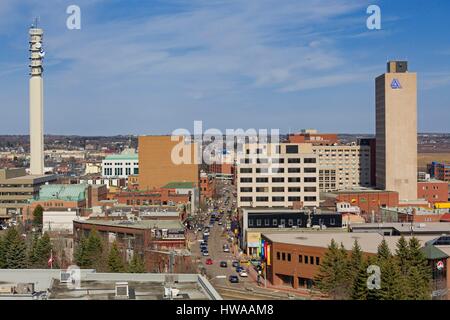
[60,271,71,283]
[115,282,129,299]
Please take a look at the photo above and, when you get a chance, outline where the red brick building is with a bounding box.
[114,189,191,207]
[288,131,338,146]
[199,172,215,202]
[418,180,449,205]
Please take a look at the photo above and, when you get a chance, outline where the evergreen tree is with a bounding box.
[27,233,40,267]
[405,238,432,300]
[395,236,409,275]
[32,205,44,229]
[74,237,90,267]
[0,235,6,268]
[33,233,52,268]
[128,253,146,273]
[4,228,28,269]
[74,229,106,270]
[348,240,363,287]
[107,242,125,273]
[351,257,369,300]
[314,239,350,299]
[378,255,406,300]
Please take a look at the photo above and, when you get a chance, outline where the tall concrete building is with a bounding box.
[376,61,417,201]
[29,24,45,175]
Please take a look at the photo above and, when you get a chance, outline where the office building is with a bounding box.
[138,136,199,190]
[376,61,418,201]
[0,168,56,219]
[102,152,139,179]
[236,143,319,208]
[313,144,371,192]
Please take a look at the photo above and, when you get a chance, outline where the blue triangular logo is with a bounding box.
[391,79,402,89]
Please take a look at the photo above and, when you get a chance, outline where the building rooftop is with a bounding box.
[162,182,196,189]
[77,219,185,230]
[351,222,450,234]
[0,270,221,300]
[36,184,87,202]
[262,232,437,254]
[104,154,138,161]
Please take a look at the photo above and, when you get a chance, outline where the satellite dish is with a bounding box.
[35,42,42,49]
[39,51,46,58]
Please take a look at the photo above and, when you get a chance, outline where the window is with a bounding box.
[248,219,254,227]
[277,252,280,260]
[282,253,286,261]
[299,255,303,263]
[304,187,317,192]
[272,219,278,227]
[256,197,269,202]
[272,196,285,202]
[304,168,316,173]
[280,219,285,226]
[316,257,320,265]
[288,187,301,192]
[240,197,252,202]
[272,177,285,183]
[288,158,301,164]
[256,168,269,174]
[256,177,269,183]
[289,196,301,202]
[288,219,293,226]
[310,256,314,265]
[304,177,317,183]
[264,219,270,226]
[286,145,299,154]
[288,168,301,173]
[240,177,252,183]
[330,218,336,226]
[305,256,309,264]
[240,168,252,173]
[272,168,284,173]
[241,158,251,164]
[305,197,317,202]
[240,187,252,192]
[257,158,269,164]
[297,218,302,226]
[287,253,291,262]
[272,187,285,192]
[256,187,268,192]
[304,158,316,163]
[256,219,262,226]
[272,158,284,164]
[288,177,301,183]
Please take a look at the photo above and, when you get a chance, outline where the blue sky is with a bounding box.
[0,0,449,135]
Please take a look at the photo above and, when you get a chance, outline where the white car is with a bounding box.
[223,246,230,253]
[202,251,209,256]
[239,271,248,277]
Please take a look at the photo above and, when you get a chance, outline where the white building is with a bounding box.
[237,143,320,208]
[102,151,138,179]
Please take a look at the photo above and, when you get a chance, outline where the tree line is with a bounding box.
[74,229,146,273]
[314,236,432,300]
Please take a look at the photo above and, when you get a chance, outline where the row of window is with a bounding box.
[241,196,317,203]
[240,177,317,183]
[240,158,316,164]
[240,167,316,174]
[104,168,139,176]
[276,251,320,266]
[240,187,316,193]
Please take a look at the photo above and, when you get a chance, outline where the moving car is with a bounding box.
[220,261,228,268]
[232,261,240,268]
[223,244,230,253]
[239,271,248,277]
[206,258,213,265]
[236,266,244,273]
[229,275,239,283]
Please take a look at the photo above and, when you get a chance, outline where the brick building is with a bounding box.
[418,180,449,204]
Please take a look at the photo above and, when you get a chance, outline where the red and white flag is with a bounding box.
[48,250,53,268]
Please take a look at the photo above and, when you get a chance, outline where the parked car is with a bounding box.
[206,258,213,265]
[223,245,230,253]
[229,275,239,283]
[232,261,240,268]
[236,266,244,273]
[202,251,209,256]
[220,261,228,268]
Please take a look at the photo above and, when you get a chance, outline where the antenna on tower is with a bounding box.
[32,16,40,29]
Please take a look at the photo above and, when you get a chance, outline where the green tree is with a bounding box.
[0,235,6,268]
[395,236,409,275]
[32,205,44,229]
[405,238,431,300]
[107,241,125,273]
[314,239,350,299]
[3,228,28,269]
[351,257,369,300]
[348,240,363,287]
[74,237,90,267]
[33,233,52,268]
[74,229,107,271]
[27,233,40,267]
[128,253,146,273]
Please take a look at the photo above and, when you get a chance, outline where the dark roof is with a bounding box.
[421,245,449,260]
